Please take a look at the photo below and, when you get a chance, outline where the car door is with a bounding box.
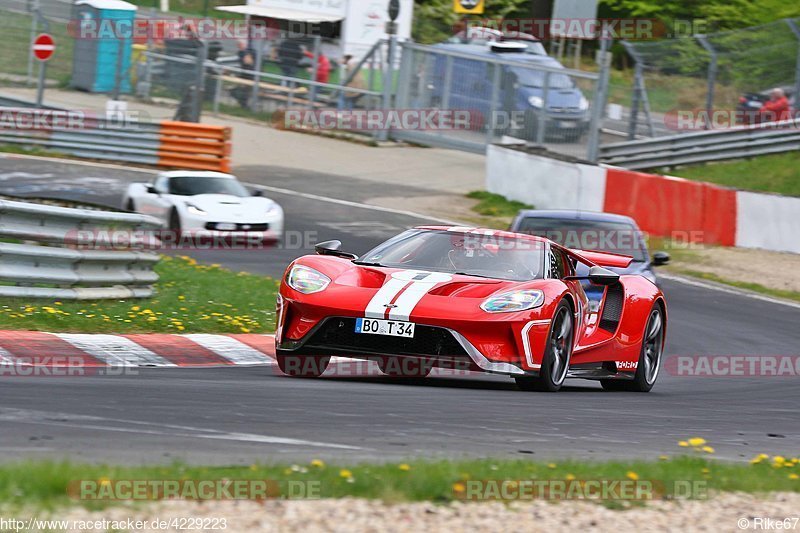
[136,175,174,222]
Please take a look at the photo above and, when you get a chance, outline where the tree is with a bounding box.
[412,0,531,44]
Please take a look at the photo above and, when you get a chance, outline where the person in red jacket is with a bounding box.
[304,49,330,84]
[759,88,792,123]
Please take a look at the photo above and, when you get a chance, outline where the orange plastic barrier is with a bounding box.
[603,168,736,247]
[156,121,231,173]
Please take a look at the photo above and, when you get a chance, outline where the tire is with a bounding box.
[276,353,330,378]
[169,208,182,238]
[515,300,574,392]
[601,303,665,392]
[378,357,432,378]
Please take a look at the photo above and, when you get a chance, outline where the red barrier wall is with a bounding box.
[603,168,736,247]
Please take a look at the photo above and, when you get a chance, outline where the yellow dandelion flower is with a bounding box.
[701,446,715,454]
[774,456,786,464]
[659,455,669,461]
[547,463,557,469]
[626,471,639,481]
[687,437,706,447]
[452,482,466,494]
[249,464,258,471]
[565,474,575,481]
[398,464,411,471]
[339,469,353,478]
[310,459,325,468]
[678,441,689,447]
[789,474,799,480]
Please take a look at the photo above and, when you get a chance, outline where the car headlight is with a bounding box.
[481,289,545,313]
[286,265,331,294]
[578,96,589,111]
[528,95,544,108]
[186,203,206,216]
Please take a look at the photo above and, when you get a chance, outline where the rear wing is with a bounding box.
[565,249,634,269]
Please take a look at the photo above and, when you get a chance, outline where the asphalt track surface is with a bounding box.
[0,155,798,465]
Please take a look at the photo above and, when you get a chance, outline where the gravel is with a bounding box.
[54,492,800,532]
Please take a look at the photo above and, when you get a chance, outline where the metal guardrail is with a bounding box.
[0,199,162,300]
[0,104,232,171]
[599,117,800,169]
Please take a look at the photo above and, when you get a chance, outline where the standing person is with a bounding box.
[303,48,330,84]
[231,40,255,108]
[759,88,792,123]
[277,38,303,80]
[340,54,367,110]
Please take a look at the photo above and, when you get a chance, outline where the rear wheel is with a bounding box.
[169,208,182,238]
[601,304,665,392]
[276,354,330,378]
[515,301,574,392]
[378,357,432,378]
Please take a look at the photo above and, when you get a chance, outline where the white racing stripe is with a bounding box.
[55,334,175,367]
[364,276,412,319]
[364,270,453,322]
[183,334,274,365]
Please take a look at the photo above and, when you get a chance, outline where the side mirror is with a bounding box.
[652,251,670,266]
[146,185,159,195]
[315,240,358,260]
[252,190,264,197]
[588,266,620,286]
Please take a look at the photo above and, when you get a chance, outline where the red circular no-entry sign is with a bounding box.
[33,33,55,61]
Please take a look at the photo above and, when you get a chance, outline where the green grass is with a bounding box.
[1,455,798,510]
[0,256,278,334]
[466,191,531,218]
[660,152,800,197]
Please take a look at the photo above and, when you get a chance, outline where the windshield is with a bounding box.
[167,176,249,197]
[516,218,647,262]
[358,230,545,281]
[510,67,574,89]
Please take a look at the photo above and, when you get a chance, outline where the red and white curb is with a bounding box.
[0,331,276,367]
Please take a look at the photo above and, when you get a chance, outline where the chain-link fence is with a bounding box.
[394,41,601,160]
[616,18,800,139]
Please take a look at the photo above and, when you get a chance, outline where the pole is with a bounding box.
[112,35,124,100]
[379,0,400,142]
[787,19,800,118]
[535,72,550,145]
[249,43,262,111]
[587,24,612,163]
[308,34,321,108]
[191,40,208,122]
[34,10,49,108]
[696,35,717,131]
[27,0,39,85]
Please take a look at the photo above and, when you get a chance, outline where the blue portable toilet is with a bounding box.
[71,0,138,93]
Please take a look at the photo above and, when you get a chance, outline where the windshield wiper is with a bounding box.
[453,271,497,279]
[352,260,384,267]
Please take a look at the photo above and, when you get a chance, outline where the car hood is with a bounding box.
[173,194,276,218]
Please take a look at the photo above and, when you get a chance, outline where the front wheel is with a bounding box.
[601,304,665,392]
[276,354,330,378]
[515,300,574,392]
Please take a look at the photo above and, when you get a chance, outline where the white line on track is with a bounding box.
[246,183,460,225]
[0,408,364,450]
[659,272,800,310]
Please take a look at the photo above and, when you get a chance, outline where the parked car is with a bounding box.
[122,171,284,240]
[509,210,670,297]
[429,42,590,142]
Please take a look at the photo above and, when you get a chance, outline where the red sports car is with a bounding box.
[276,227,667,392]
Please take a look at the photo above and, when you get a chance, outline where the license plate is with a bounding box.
[559,121,578,128]
[355,318,415,338]
[216,223,237,231]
